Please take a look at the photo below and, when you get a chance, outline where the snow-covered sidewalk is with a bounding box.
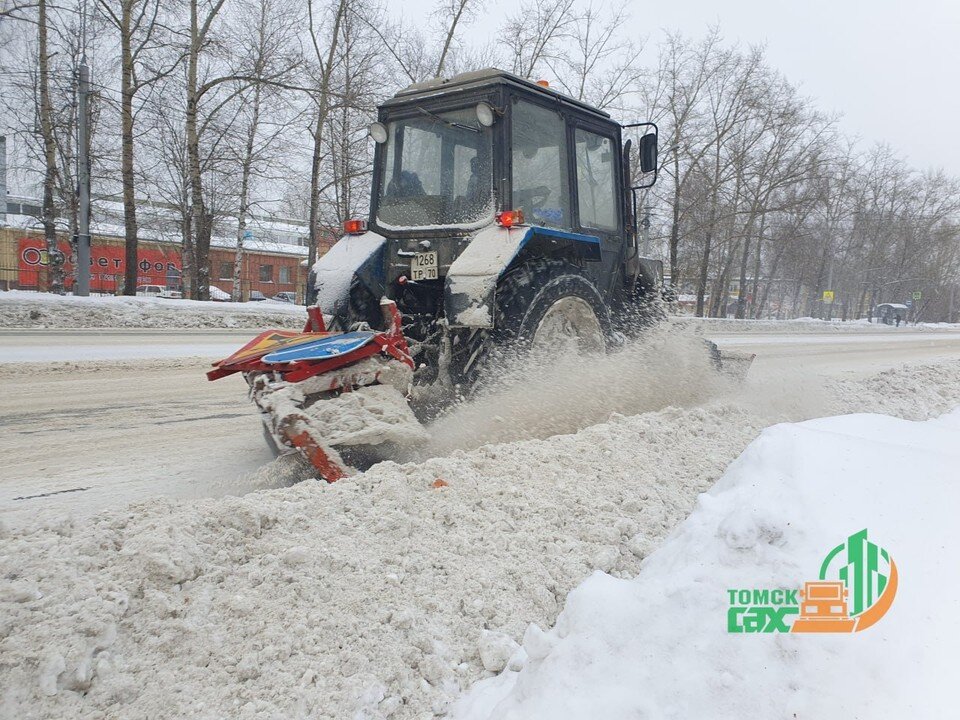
[0,290,304,329]
[453,408,960,719]
[1,360,959,719]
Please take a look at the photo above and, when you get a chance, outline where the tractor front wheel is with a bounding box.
[450,259,610,389]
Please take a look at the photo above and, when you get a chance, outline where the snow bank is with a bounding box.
[453,408,960,719]
[2,360,960,719]
[0,291,304,329]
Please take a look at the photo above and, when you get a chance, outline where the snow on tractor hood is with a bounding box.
[445,224,601,328]
[444,225,523,328]
[310,231,386,317]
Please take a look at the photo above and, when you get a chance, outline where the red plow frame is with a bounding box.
[207,301,415,480]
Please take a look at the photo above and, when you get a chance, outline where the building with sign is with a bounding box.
[0,194,335,301]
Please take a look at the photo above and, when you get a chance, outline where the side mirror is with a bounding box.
[639,133,658,174]
[623,121,658,188]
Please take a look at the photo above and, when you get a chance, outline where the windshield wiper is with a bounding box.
[416,106,480,133]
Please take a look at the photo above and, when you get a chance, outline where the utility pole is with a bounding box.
[824,248,834,321]
[0,136,7,224]
[76,59,91,295]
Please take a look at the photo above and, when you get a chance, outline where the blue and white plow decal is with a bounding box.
[262,331,376,364]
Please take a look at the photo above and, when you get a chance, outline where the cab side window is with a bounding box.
[574,128,618,231]
[511,99,571,229]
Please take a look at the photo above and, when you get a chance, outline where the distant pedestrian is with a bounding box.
[895,313,902,327]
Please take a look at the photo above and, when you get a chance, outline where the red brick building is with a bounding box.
[209,244,306,300]
[1,226,310,301]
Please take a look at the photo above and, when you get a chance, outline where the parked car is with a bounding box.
[135,284,164,297]
[272,291,296,304]
[248,291,267,301]
[208,285,231,302]
[135,284,181,299]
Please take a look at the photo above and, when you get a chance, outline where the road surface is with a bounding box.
[711,330,960,376]
[0,328,255,363]
[1,326,958,526]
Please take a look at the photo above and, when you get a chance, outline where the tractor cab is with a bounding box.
[309,68,659,343]
[371,69,639,237]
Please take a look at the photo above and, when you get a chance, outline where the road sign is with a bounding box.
[912,291,922,301]
[822,290,835,304]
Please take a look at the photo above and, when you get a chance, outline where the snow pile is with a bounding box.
[1,361,960,719]
[453,408,960,719]
[254,357,428,471]
[2,402,762,719]
[0,291,304,329]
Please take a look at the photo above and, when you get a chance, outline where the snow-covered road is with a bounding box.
[712,329,960,375]
[0,328,256,363]
[1,325,959,526]
[5,357,959,719]
[3,319,960,719]
[0,355,275,526]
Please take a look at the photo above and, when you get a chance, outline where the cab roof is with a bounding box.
[381,67,613,121]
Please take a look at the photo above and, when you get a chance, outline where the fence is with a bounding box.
[3,267,305,303]
[0,267,125,295]
[211,278,304,303]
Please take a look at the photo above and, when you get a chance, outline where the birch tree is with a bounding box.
[97,0,180,294]
[305,0,347,272]
[37,0,64,292]
[228,0,302,300]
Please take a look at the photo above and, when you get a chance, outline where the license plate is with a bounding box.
[410,251,439,280]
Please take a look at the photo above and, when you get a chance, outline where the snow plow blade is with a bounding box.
[208,300,425,481]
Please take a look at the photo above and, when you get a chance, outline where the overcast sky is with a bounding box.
[399,0,960,175]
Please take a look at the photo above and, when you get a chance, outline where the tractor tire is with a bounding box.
[450,259,610,389]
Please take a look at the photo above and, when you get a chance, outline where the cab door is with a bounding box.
[570,123,624,295]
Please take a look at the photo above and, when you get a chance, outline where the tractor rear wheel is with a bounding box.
[450,259,610,389]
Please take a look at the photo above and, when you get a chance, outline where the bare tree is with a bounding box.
[97,0,181,294]
[228,0,302,300]
[499,0,575,79]
[37,0,64,292]
[179,0,303,300]
[352,0,479,86]
[321,0,382,229]
[0,0,37,23]
[182,0,228,299]
[644,30,722,289]
[305,0,347,272]
[546,1,643,111]
[690,45,764,316]
[433,0,475,77]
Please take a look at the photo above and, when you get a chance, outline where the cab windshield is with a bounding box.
[376,107,493,229]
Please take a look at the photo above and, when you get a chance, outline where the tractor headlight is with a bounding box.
[368,121,388,144]
[475,102,495,127]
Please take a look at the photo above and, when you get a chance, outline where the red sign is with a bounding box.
[18,238,181,293]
